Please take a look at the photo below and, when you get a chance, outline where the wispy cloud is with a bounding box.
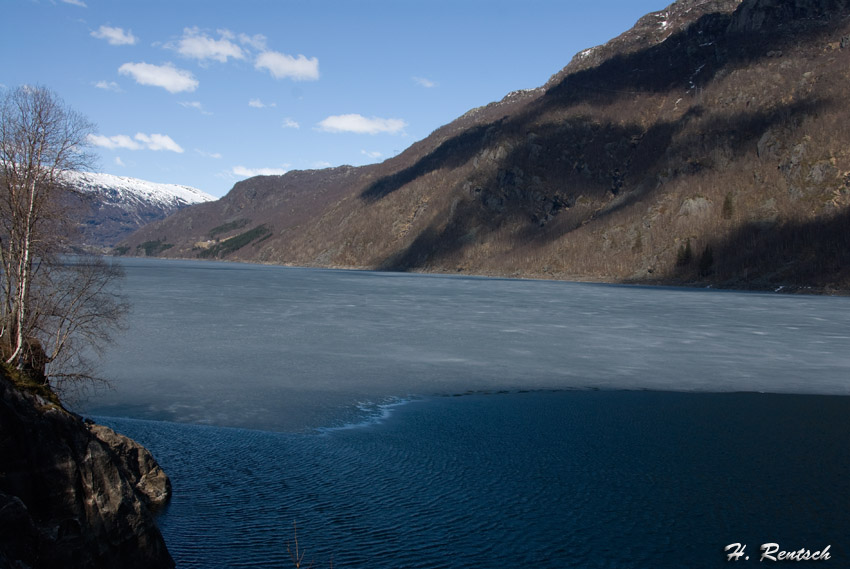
[413,76,436,88]
[88,132,184,153]
[248,98,275,108]
[118,62,198,93]
[91,25,137,45]
[61,0,87,7]
[255,51,319,81]
[179,101,212,115]
[312,161,332,169]
[361,150,383,159]
[317,114,406,135]
[195,149,222,159]
[239,33,267,51]
[171,27,245,63]
[93,80,121,92]
[232,165,288,177]
[114,156,125,167]
[282,117,300,129]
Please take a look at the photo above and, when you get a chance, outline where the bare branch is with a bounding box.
[1,85,124,393]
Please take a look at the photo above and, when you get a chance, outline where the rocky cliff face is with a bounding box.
[119,0,850,292]
[0,375,173,569]
[730,0,848,31]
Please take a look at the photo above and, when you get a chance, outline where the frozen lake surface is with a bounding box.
[82,258,850,432]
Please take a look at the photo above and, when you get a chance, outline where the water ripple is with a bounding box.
[95,390,850,568]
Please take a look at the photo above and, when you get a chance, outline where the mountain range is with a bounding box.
[117,0,850,292]
[64,171,215,248]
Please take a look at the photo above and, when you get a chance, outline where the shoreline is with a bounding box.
[111,253,850,296]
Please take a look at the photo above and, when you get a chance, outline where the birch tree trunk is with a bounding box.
[0,85,127,389]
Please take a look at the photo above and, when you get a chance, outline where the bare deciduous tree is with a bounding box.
[0,85,127,390]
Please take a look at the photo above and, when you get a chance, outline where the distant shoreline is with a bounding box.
[111,253,850,296]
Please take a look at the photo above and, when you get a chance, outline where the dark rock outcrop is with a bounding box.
[85,424,171,509]
[0,375,173,569]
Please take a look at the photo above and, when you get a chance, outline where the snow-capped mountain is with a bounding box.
[63,171,217,247]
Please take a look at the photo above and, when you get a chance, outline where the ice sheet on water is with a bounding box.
[80,258,850,432]
[315,397,419,434]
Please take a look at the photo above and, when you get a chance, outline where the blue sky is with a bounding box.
[4,0,669,198]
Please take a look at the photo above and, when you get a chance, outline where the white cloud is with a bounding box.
[413,76,436,88]
[91,25,137,46]
[282,117,300,129]
[317,114,407,135]
[249,98,275,108]
[88,132,184,153]
[93,80,121,92]
[179,101,212,115]
[114,156,125,167]
[88,134,141,150]
[118,62,198,93]
[239,33,267,51]
[61,0,87,7]
[361,150,383,159]
[255,51,319,81]
[312,161,332,169]
[173,27,245,63]
[134,133,184,153]
[232,166,288,177]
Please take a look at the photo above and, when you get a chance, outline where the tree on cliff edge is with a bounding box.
[0,85,127,390]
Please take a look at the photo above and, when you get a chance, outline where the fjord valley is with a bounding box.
[4,0,850,567]
[120,0,850,293]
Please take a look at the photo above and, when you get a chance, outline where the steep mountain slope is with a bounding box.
[65,171,216,247]
[120,0,850,291]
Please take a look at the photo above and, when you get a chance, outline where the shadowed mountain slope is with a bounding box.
[119,0,850,292]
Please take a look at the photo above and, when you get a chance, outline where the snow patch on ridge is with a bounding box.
[64,171,216,211]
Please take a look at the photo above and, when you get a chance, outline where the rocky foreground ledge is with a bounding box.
[0,375,174,569]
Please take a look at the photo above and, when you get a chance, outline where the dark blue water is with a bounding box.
[78,259,850,567]
[100,390,850,568]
